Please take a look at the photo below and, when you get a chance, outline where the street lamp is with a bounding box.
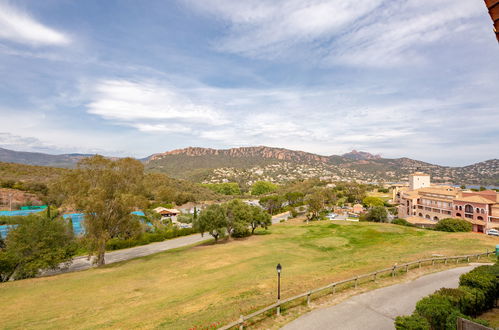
[276,263,282,300]
[276,263,282,316]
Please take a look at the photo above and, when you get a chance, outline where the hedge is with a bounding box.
[106,227,196,250]
[395,262,498,329]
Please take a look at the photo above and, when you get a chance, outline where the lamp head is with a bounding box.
[276,263,282,274]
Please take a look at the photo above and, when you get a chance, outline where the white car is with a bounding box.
[486,229,499,236]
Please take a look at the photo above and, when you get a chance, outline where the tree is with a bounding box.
[259,195,284,215]
[195,204,227,242]
[362,196,385,208]
[365,206,388,222]
[306,190,326,221]
[0,215,76,281]
[225,199,252,238]
[57,156,146,266]
[284,192,305,206]
[203,183,241,195]
[248,205,271,234]
[251,181,277,195]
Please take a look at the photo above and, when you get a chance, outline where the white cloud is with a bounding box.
[0,1,70,46]
[87,79,230,127]
[186,0,486,67]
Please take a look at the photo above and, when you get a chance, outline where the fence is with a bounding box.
[220,250,495,330]
[456,317,493,330]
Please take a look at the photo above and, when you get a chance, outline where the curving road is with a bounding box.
[282,265,484,330]
[43,233,210,275]
[44,213,289,276]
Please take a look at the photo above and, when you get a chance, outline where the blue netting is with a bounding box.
[62,211,149,235]
[63,213,85,236]
[20,205,47,210]
[0,209,45,217]
[0,224,18,238]
[131,211,145,216]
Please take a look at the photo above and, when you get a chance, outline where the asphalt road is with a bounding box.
[43,233,210,275]
[282,265,482,330]
[45,212,289,275]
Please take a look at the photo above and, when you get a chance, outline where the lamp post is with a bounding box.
[276,263,282,316]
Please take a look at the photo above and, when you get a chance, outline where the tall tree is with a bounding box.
[306,190,326,221]
[251,181,278,195]
[57,156,146,266]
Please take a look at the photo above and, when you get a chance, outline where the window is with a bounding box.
[459,206,462,211]
[477,216,483,221]
[456,213,462,217]
[418,213,423,217]
[433,216,439,221]
[476,208,480,213]
[465,205,473,213]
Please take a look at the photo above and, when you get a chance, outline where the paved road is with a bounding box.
[45,212,289,275]
[43,233,210,275]
[282,265,482,330]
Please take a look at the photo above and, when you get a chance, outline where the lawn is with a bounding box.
[1,221,497,329]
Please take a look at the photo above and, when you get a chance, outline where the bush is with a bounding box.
[395,314,430,329]
[434,218,472,232]
[459,267,498,310]
[365,206,388,223]
[392,218,414,227]
[415,295,458,330]
[105,227,195,251]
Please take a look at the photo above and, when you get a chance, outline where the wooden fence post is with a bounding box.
[477,254,481,260]
[239,315,244,330]
[392,265,396,277]
[405,264,409,272]
[307,292,311,306]
[277,300,280,316]
[355,276,358,288]
[333,284,336,294]
[456,257,459,264]
[373,272,377,281]
[432,259,435,266]
[445,258,448,265]
[418,261,422,269]
[466,256,469,263]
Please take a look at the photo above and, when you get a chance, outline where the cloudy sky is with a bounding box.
[0,0,498,166]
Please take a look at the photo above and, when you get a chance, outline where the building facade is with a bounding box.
[398,173,499,233]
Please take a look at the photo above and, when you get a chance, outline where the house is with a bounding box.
[352,204,364,214]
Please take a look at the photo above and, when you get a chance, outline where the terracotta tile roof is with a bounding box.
[418,186,459,196]
[463,218,487,226]
[454,195,496,204]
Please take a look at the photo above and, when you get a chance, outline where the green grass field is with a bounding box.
[1,221,497,329]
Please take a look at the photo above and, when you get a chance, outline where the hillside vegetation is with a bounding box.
[0,221,496,329]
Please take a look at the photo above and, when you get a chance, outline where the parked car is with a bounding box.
[486,229,499,236]
[326,213,337,220]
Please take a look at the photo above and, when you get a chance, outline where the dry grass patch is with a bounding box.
[0,221,497,329]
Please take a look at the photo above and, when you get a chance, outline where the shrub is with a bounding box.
[415,294,458,330]
[392,218,414,227]
[105,227,195,251]
[395,314,430,329]
[459,268,498,310]
[434,218,472,232]
[365,206,388,223]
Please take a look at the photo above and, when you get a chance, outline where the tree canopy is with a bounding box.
[251,181,277,195]
[0,215,76,281]
[56,156,146,265]
[362,196,385,208]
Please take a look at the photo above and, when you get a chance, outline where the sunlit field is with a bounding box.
[1,220,497,329]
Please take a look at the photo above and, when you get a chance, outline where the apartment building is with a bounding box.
[397,173,499,233]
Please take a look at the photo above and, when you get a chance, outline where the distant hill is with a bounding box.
[342,150,381,161]
[145,147,498,186]
[0,147,92,168]
[1,146,497,186]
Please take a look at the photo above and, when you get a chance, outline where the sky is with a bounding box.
[0,0,498,166]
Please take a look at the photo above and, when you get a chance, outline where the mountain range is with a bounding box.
[0,146,497,186]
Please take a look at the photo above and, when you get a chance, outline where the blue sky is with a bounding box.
[0,0,498,166]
